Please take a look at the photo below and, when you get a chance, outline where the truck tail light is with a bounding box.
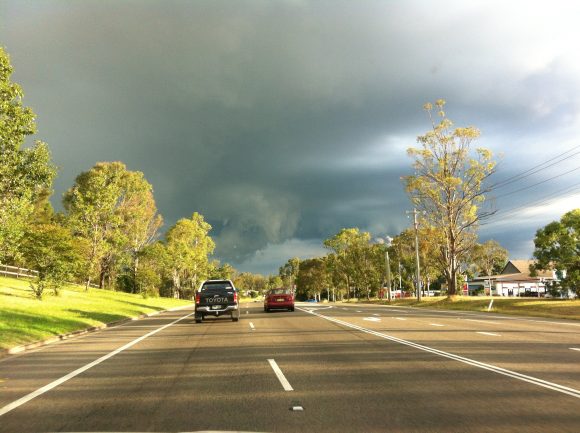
[195,292,200,304]
[233,291,238,303]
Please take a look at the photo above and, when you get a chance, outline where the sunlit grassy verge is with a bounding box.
[355,296,580,320]
[0,276,192,350]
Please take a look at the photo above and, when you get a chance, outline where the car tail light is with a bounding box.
[195,292,200,304]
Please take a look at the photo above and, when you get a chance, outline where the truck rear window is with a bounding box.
[201,282,233,291]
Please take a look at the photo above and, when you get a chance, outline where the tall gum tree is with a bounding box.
[404,100,496,296]
[0,47,56,262]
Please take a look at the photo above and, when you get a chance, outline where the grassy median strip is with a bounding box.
[0,276,192,350]
[357,296,580,320]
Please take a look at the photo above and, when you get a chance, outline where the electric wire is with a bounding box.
[491,143,580,189]
[493,165,580,200]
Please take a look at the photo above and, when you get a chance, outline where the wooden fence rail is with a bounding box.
[0,263,39,279]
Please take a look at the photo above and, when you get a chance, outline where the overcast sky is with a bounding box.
[1,0,579,274]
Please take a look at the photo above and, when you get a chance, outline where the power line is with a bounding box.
[492,143,580,189]
[493,165,580,200]
[482,181,580,225]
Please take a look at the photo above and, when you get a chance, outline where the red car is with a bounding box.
[264,288,295,312]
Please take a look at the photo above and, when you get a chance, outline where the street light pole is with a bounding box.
[385,248,392,302]
[409,208,422,302]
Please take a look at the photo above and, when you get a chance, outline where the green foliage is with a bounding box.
[533,209,580,296]
[323,228,371,299]
[279,257,300,289]
[234,272,267,294]
[63,162,162,290]
[404,100,496,295]
[0,47,56,262]
[295,257,330,300]
[471,240,508,277]
[20,223,84,299]
[165,212,215,298]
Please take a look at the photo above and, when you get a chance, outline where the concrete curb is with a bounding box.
[2,303,194,358]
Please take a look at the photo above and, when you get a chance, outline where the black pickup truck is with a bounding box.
[194,279,240,323]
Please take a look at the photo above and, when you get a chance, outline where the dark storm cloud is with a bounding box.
[2,1,580,273]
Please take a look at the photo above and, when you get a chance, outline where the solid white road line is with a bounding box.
[299,307,580,400]
[464,319,500,325]
[249,322,255,330]
[430,323,445,327]
[570,348,580,352]
[0,310,196,417]
[477,332,501,337]
[267,359,294,391]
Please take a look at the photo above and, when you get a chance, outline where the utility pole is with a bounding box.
[407,208,422,302]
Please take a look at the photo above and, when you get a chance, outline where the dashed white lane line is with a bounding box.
[372,313,380,316]
[364,317,381,322]
[477,331,501,337]
[0,310,196,417]
[300,308,580,400]
[395,317,407,321]
[356,310,363,313]
[570,348,580,352]
[249,322,255,330]
[430,323,445,327]
[267,359,294,391]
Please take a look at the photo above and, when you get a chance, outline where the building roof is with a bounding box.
[501,260,554,278]
[471,260,555,283]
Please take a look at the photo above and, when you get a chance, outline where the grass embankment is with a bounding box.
[0,276,192,350]
[357,296,580,320]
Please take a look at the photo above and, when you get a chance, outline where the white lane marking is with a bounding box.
[0,310,196,417]
[298,307,580,400]
[267,359,294,391]
[464,319,500,325]
[356,310,363,313]
[363,317,381,322]
[430,323,445,327]
[395,317,407,321]
[372,313,380,316]
[342,308,348,310]
[384,305,580,327]
[570,348,580,352]
[477,332,501,337]
[249,322,255,330]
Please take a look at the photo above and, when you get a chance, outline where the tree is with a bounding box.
[0,47,56,262]
[63,162,162,290]
[404,100,496,296]
[165,212,215,298]
[21,223,85,299]
[324,228,371,299]
[471,240,508,295]
[532,209,580,296]
[279,257,300,290]
[295,257,330,301]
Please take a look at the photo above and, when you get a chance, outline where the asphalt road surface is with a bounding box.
[1,302,579,432]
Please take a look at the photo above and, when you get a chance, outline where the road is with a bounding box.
[0,302,579,432]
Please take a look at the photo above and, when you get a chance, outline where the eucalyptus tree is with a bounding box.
[0,47,56,262]
[295,257,330,301]
[165,212,215,298]
[64,162,161,289]
[471,240,508,294]
[324,228,371,299]
[404,100,496,295]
